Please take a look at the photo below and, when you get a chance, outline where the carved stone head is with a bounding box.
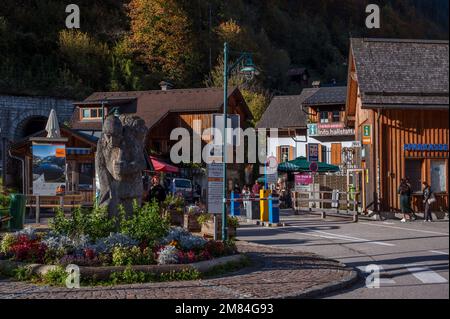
[103,116,123,148]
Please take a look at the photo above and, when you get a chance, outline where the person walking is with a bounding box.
[398,178,413,223]
[405,177,417,220]
[146,175,167,204]
[422,181,434,222]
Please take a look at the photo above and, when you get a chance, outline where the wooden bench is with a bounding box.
[0,209,12,230]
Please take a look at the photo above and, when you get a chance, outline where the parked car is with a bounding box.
[170,178,193,202]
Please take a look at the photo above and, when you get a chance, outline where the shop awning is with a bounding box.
[149,156,179,173]
[278,157,340,173]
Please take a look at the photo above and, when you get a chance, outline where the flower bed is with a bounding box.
[0,202,238,284]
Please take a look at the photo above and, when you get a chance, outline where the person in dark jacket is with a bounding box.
[405,177,417,220]
[398,178,413,223]
[147,175,166,204]
[422,181,433,222]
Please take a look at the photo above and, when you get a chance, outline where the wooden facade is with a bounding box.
[346,38,449,214]
[378,109,449,212]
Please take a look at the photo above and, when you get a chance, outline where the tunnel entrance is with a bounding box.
[18,116,48,139]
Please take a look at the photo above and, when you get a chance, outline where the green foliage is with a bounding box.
[227,216,240,228]
[197,213,211,226]
[50,206,116,241]
[0,193,10,210]
[109,266,153,285]
[111,246,155,266]
[119,201,170,244]
[42,266,68,286]
[0,0,447,97]
[13,266,33,281]
[0,233,16,254]
[162,194,185,211]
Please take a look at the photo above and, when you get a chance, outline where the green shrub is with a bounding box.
[13,266,33,281]
[42,266,68,286]
[109,266,156,285]
[111,246,155,266]
[120,201,170,244]
[0,233,16,254]
[50,206,116,240]
[0,193,10,209]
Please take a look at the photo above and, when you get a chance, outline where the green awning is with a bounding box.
[277,157,340,173]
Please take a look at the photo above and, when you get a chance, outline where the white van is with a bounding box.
[170,178,193,202]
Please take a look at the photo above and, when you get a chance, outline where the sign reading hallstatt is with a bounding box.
[32,143,66,196]
[207,163,224,214]
[307,143,319,163]
[362,124,372,145]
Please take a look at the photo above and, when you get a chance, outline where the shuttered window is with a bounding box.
[331,143,342,165]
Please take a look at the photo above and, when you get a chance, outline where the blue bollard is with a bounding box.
[268,194,280,224]
[230,192,241,216]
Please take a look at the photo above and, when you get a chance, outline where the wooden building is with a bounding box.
[302,86,356,168]
[9,126,98,207]
[71,86,252,194]
[345,38,449,214]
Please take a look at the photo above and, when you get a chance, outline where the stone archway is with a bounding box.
[13,109,50,141]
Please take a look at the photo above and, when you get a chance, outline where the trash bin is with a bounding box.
[348,184,356,201]
[9,194,26,230]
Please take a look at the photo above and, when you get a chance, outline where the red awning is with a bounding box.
[149,156,179,173]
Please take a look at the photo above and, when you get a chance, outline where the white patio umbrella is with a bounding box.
[45,109,61,138]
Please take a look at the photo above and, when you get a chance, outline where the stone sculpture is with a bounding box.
[96,114,148,218]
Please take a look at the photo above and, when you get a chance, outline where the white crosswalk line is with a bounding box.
[406,264,448,284]
[429,250,449,255]
[312,230,396,247]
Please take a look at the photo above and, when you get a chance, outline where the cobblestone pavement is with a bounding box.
[0,242,357,299]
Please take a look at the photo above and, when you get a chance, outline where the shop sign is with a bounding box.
[362,124,372,145]
[295,173,313,186]
[404,144,449,152]
[308,123,354,137]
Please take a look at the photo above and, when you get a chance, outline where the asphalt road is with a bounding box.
[237,211,449,299]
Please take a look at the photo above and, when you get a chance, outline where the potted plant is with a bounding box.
[197,214,238,239]
[184,205,203,233]
[162,194,185,226]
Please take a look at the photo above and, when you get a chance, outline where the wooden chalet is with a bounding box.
[345,38,449,215]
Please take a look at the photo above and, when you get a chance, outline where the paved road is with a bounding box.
[237,211,449,299]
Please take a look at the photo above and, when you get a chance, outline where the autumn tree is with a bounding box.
[126,0,200,87]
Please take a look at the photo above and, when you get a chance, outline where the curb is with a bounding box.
[0,254,246,280]
[236,241,361,299]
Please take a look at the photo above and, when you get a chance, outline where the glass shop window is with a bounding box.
[78,163,94,190]
[431,160,447,193]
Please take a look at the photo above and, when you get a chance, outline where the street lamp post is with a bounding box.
[222,42,258,241]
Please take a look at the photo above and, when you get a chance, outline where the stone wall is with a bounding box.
[0,94,75,186]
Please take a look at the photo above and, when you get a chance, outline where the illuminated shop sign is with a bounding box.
[404,144,449,151]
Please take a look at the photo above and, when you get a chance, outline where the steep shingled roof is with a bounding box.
[350,38,449,108]
[256,88,318,129]
[71,87,251,130]
[302,86,347,106]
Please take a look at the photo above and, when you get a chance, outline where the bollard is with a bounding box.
[260,189,269,222]
[321,211,326,219]
[353,212,359,223]
[268,194,280,224]
[230,192,241,216]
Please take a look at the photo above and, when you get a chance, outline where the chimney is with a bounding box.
[312,81,321,88]
[159,81,174,91]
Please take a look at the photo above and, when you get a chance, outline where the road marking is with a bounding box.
[284,227,395,247]
[383,222,395,225]
[357,266,396,285]
[359,222,449,236]
[312,230,396,247]
[406,264,448,284]
[429,250,449,255]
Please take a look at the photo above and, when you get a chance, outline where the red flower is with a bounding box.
[10,235,47,263]
[84,248,96,260]
[187,250,196,263]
